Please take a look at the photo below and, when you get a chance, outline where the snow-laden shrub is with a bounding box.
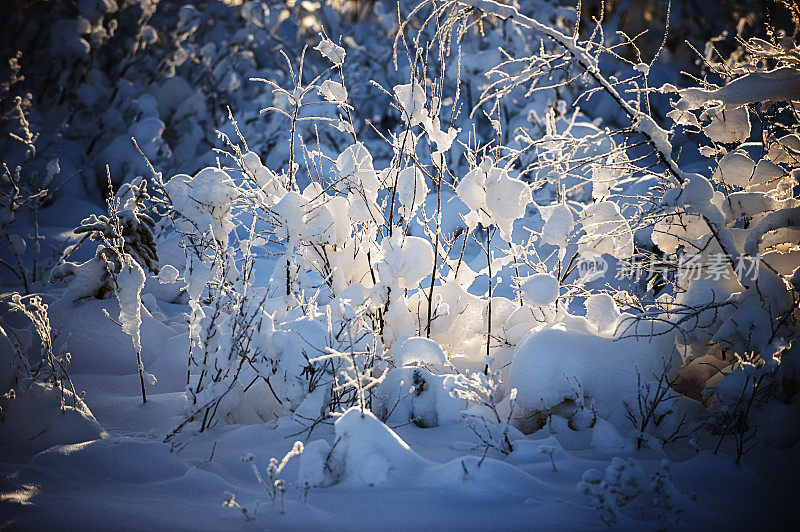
[51,177,158,302]
[577,457,648,526]
[452,355,518,456]
[377,366,465,428]
[227,441,306,518]
[637,19,800,456]
[0,292,107,452]
[49,177,158,403]
[134,0,800,459]
[578,457,687,526]
[6,293,75,411]
[0,96,61,294]
[415,0,800,452]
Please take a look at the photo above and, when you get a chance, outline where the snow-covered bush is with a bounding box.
[0,96,61,294]
[452,356,517,456]
[123,0,797,462]
[577,456,648,525]
[0,292,106,452]
[48,177,158,403]
[223,440,306,519]
[6,293,75,410]
[377,365,465,427]
[648,459,685,524]
[51,177,158,302]
[623,361,690,450]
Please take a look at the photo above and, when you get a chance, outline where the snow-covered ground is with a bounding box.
[1,335,797,530]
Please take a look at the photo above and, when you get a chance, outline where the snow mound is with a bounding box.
[508,315,676,426]
[29,437,188,483]
[299,408,545,499]
[425,455,544,498]
[298,407,426,487]
[0,382,106,453]
[506,436,567,467]
[591,418,631,452]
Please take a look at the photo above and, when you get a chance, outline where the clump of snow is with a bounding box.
[455,157,532,241]
[584,294,622,334]
[116,256,146,355]
[683,173,715,206]
[519,273,559,307]
[677,66,800,109]
[156,264,180,284]
[272,190,308,243]
[334,143,381,223]
[377,234,434,290]
[165,167,240,245]
[393,80,428,127]
[538,202,575,248]
[240,150,283,197]
[704,105,751,145]
[393,336,447,366]
[318,79,347,104]
[314,35,345,66]
[578,201,634,259]
[591,153,629,200]
[394,166,428,220]
[713,150,755,188]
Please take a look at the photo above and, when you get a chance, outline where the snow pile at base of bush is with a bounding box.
[508,313,677,426]
[298,407,427,487]
[298,405,545,499]
[377,367,466,427]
